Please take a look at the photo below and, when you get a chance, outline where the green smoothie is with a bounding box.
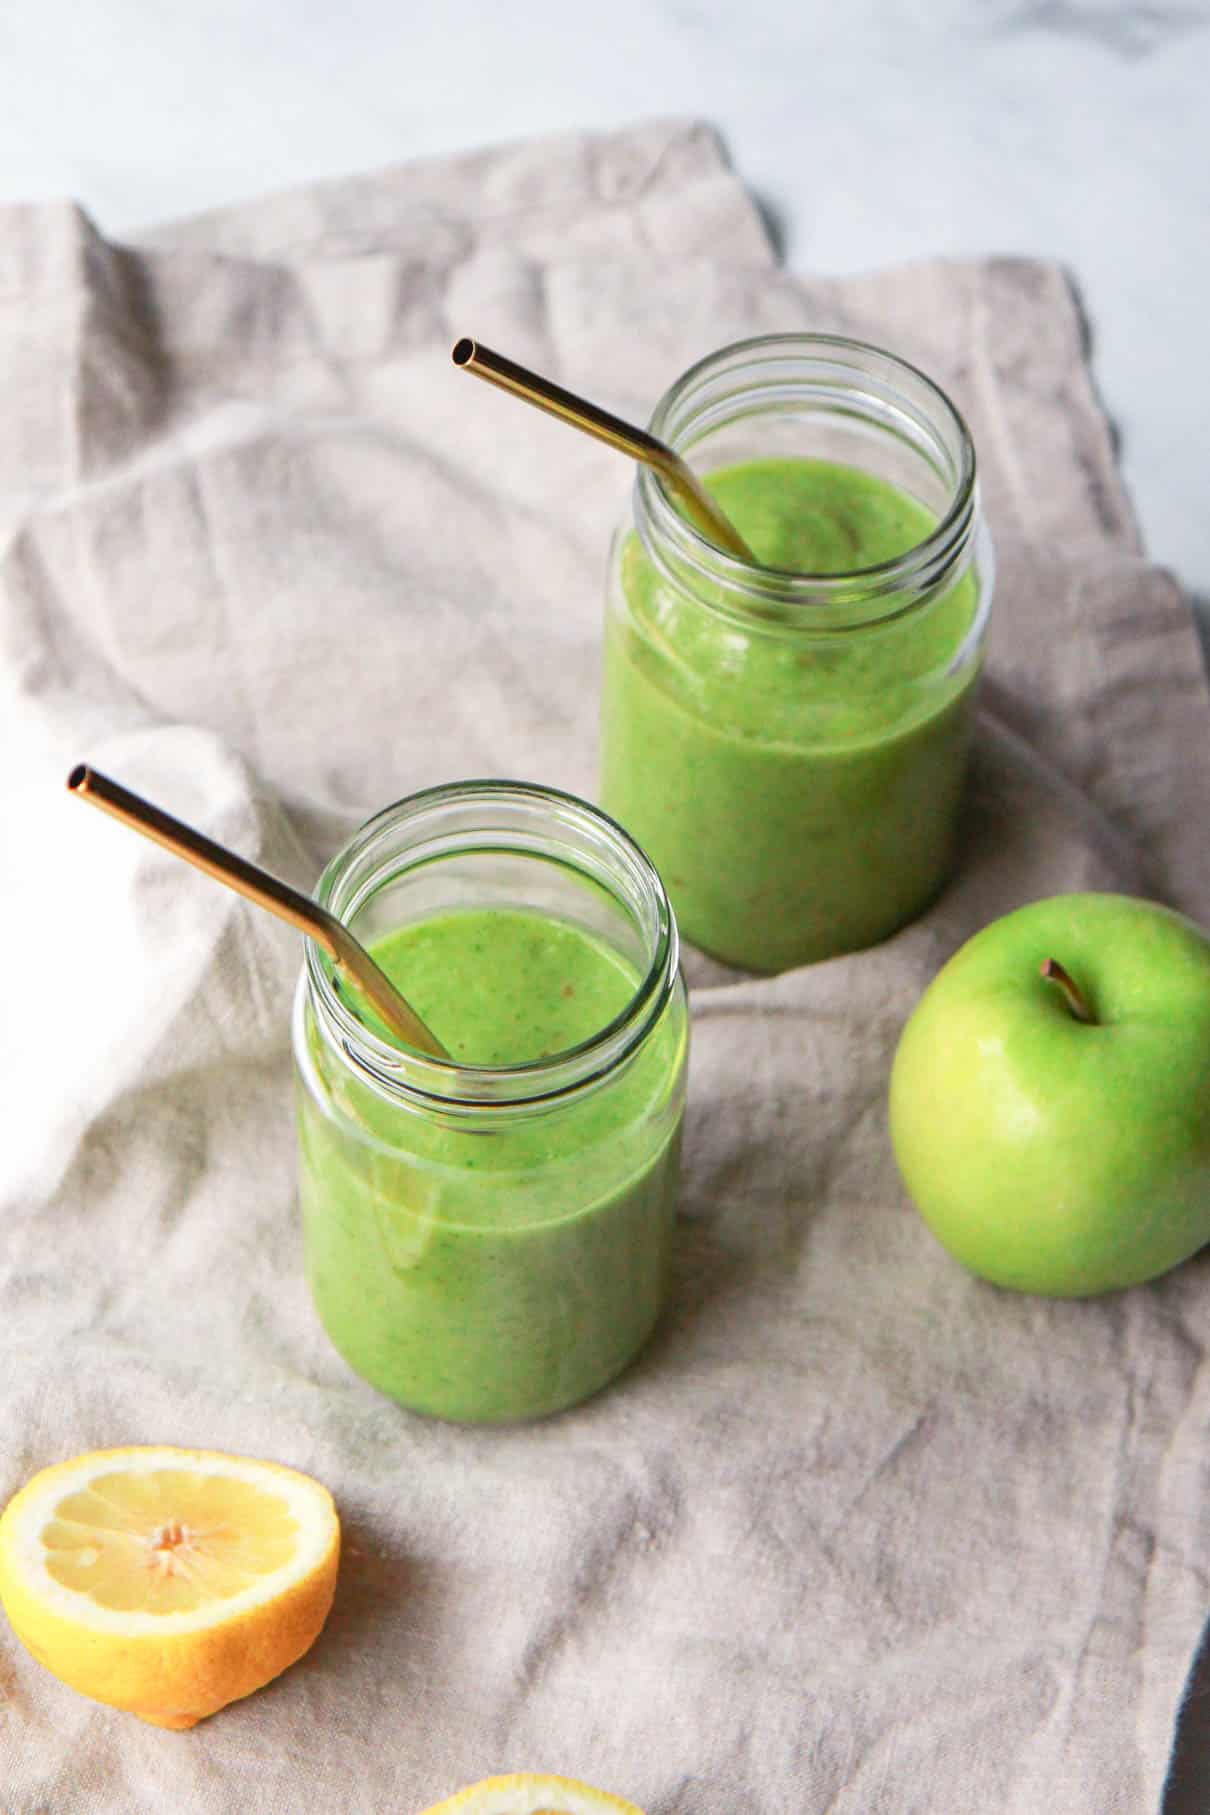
[600,456,983,973]
[296,907,686,1423]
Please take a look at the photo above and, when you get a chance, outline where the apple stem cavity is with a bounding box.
[1040,958,1096,1025]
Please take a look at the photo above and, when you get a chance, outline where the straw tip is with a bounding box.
[450,337,475,367]
[67,763,89,792]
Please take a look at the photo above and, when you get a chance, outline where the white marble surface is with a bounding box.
[1,0,1208,619]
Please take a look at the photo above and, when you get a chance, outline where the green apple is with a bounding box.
[889,893,1210,1296]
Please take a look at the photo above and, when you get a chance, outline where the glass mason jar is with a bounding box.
[600,333,994,974]
[292,781,688,1424]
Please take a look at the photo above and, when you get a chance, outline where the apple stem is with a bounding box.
[1040,958,1096,1024]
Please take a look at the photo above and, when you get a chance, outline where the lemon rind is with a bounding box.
[418,1774,645,1814]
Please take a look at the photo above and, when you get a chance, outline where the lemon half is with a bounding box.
[0,1446,340,1728]
[418,1775,645,1814]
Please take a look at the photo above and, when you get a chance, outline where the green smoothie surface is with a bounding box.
[367,907,637,1066]
[319,903,679,1203]
[703,456,939,574]
[622,454,979,749]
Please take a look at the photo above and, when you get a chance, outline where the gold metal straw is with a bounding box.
[451,336,758,565]
[67,765,450,1059]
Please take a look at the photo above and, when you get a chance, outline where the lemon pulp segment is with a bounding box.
[41,1469,299,1614]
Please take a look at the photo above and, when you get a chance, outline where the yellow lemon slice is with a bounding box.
[0,1445,339,1728]
[417,1775,646,1814]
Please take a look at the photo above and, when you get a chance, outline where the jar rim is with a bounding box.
[299,779,679,1114]
[636,331,980,626]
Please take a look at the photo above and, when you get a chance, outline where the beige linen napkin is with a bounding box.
[2,119,1209,1814]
